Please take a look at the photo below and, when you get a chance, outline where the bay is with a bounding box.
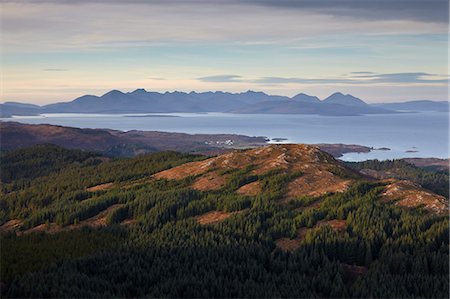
[3,111,448,161]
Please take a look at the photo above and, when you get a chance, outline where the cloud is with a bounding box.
[254,77,352,84]
[246,0,449,23]
[197,75,242,82]
[3,0,448,23]
[199,72,449,85]
[348,72,449,84]
[1,0,447,54]
[43,68,69,71]
[350,71,374,74]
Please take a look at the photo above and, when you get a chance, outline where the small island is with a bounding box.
[271,138,289,142]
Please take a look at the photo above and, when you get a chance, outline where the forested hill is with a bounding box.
[0,144,448,298]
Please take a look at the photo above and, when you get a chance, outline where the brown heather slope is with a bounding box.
[86,182,114,192]
[191,171,229,191]
[0,219,23,233]
[195,210,243,225]
[381,179,448,214]
[236,181,261,196]
[154,144,448,214]
[154,144,359,196]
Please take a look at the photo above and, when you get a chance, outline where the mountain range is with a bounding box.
[1,89,447,117]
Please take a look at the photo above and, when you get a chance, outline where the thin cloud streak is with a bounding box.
[197,75,242,82]
[197,72,449,85]
[247,0,449,23]
[350,71,374,74]
[43,68,69,71]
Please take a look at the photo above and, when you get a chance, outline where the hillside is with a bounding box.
[152,144,447,212]
[0,102,41,118]
[1,144,448,298]
[0,122,268,155]
[0,122,379,158]
[347,159,449,198]
[153,144,357,197]
[402,157,449,172]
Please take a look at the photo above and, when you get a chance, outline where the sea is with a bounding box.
[3,111,448,161]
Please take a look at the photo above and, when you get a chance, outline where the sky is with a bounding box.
[1,0,449,104]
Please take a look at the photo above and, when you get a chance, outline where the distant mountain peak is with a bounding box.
[102,90,126,97]
[130,88,148,94]
[164,91,187,95]
[71,94,98,103]
[323,92,367,107]
[291,93,320,103]
[243,90,267,95]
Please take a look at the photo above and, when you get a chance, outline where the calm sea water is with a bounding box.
[3,112,448,161]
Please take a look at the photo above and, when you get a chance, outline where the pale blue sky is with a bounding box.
[1,0,448,104]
